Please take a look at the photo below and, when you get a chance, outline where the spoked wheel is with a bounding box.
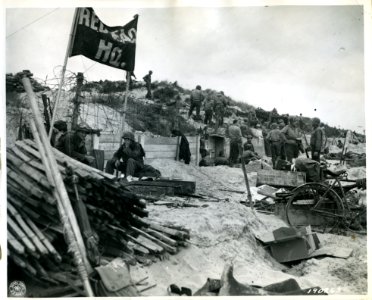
[286,183,345,232]
[345,206,367,232]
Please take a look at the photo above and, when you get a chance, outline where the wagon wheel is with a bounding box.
[286,183,345,232]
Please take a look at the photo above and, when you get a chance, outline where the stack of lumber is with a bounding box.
[7,139,190,290]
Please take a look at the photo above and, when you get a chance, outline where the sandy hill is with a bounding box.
[7,73,364,142]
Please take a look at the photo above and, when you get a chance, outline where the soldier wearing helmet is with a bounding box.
[309,117,323,162]
[51,120,67,147]
[105,131,161,181]
[213,91,227,128]
[143,70,153,99]
[56,122,95,165]
[280,116,302,163]
[188,85,205,120]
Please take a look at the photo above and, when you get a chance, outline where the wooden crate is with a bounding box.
[257,169,306,188]
[126,179,195,195]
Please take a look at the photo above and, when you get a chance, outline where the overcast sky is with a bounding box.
[5,4,366,133]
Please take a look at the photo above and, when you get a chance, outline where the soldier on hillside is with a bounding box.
[281,116,302,163]
[203,93,214,125]
[214,91,227,129]
[309,117,323,162]
[228,119,242,166]
[143,70,153,99]
[267,123,283,169]
[166,95,182,130]
[188,85,205,120]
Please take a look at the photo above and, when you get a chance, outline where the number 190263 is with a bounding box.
[307,287,344,294]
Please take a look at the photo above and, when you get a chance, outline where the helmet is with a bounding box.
[54,120,67,132]
[196,85,201,90]
[76,122,92,133]
[312,117,321,126]
[122,131,135,141]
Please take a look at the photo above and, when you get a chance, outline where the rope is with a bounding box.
[7,8,60,38]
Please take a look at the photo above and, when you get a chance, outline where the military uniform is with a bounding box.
[213,93,227,128]
[57,126,94,165]
[105,132,161,178]
[203,97,214,125]
[143,72,152,99]
[228,123,242,165]
[281,124,301,162]
[188,88,205,119]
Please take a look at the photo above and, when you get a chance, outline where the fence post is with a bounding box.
[195,134,200,166]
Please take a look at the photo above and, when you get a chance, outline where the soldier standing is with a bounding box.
[188,85,205,120]
[214,91,227,129]
[143,70,153,99]
[310,117,323,162]
[203,94,214,125]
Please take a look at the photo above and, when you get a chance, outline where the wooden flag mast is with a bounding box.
[48,8,80,139]
[119,14,138,142]
[119,71,131,141]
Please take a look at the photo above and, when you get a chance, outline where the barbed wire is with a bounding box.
[7,65,177,136]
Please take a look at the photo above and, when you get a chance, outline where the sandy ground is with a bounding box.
[129,159,367,296]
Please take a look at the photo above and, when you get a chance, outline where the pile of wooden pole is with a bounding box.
[7,139,190,289]
[7,72,191,296]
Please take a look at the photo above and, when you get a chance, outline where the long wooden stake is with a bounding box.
[340,130,349,165]
[48,8,80,139]
[119,71,131,142]
[21,75,94,296]
[239,146,253,209]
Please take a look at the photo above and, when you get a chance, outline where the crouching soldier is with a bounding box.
[57,123,95,166]
[105,131,161,181]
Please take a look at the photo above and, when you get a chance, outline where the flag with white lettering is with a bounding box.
[70,8,138,71]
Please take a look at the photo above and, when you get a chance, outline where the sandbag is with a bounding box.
[295,158,321,182]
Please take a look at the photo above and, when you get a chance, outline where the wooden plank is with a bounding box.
[143,135,198,146]
[145,151,176,159]
[257,169,306,188]
[130,226,177,254]
[127,235,164,253]
[98,143,120,151]
[126,185,175,196]
[104,150,116,160]
[144,136,179,145]
[175,136,180,160]
[127,179,195,195]
[144,145,178,152]
[93,149,105,171]
[195,134,200,166]
[145,228,178,247]
[99,133,121,143]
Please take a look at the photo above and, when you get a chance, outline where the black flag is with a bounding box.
[70,8,138,71]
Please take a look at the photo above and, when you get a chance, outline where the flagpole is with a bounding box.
[119,14,138,141]
[120,71,131,141]
[48,7,80,139]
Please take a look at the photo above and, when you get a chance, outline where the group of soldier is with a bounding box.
[50,121,160,182]
[226,115,325,169]
[187,85,227,128]
[50,74,326,178]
